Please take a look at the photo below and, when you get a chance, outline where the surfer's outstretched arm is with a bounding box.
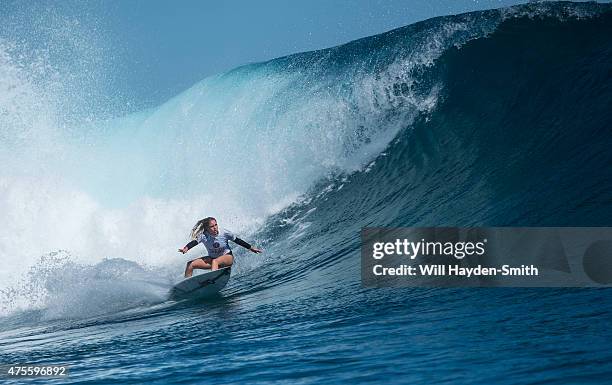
[232,237,262,253]
[178,240,198,254]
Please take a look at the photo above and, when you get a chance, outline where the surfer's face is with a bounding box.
[207,220,219,236]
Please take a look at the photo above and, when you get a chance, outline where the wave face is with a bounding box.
[1,2,612,384]
[235,2,612,295]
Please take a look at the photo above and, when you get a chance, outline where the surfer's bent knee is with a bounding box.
[212,253,233,269]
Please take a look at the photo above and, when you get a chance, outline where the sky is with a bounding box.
[0,0,550,109]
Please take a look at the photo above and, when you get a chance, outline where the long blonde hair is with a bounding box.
[190,217,216,240]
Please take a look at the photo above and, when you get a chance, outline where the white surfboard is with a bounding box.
[170,267,232,300]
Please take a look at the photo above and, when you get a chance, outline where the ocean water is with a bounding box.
[1,2,612,384]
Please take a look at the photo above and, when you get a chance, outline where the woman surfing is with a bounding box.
[179,217,261,277]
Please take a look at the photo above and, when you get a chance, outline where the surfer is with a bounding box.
[179,217,261,277]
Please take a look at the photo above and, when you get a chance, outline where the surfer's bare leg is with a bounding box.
[212,254,234,271]
[184,258,212,277]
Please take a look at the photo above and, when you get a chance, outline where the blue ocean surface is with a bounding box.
[1,2,611,384]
